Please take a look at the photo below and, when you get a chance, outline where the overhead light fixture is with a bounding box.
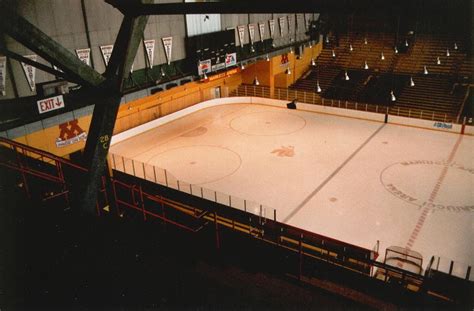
[364,37,368,45]
[394,46,398,54]
[454,42,458,50]
[311,58,316,66]
[253,76,260,85]
[203,72,208,80]
[266,54,270,61]
[332,49,336,57]
[405,39,409,47]
[349,44,353,52]
[240,63,245,70]
[290,47,294,54]
[325,36,329,43]
[410,76,415,87]
[390,90,396,101]
[272,42,276,48]
[364,60,369,70]
[381,52,385,60]
[316,80,322,93]
[436,57,441,65]
[161,68,166,77]
[446,49,450,57]
[423,65,429,75]
[286,67,292,75]
[251,45,255,53]
[344,70,350,81]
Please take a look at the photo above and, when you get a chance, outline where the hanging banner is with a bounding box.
[75,48,91,66]
[278,17,285,36]
[258,23,265,41]
[143,39,155,69]
[303,14,309,31]
[198,59,211,75]
[225,53,237,68]
[248,24,255,45]
[162,36,172,65]
[0,56,6,96]
[287,15,292,34]
[237,25,245,46]
[296,14,302,32]
[100,45,114,66]
[21,55,37,92]
[269,19,275,38]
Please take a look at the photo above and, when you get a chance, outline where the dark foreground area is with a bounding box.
[0,166,370,310]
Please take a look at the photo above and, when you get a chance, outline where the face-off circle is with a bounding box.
[147,145,242,185]
[380,160,474,213]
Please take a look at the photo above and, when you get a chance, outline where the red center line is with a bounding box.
[397,134,464,268]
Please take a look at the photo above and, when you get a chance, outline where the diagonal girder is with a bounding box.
[0,1,105,88]
[0,46,83,84]
[78,2,151,214]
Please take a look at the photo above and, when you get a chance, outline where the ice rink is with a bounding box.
[110,103,473,277]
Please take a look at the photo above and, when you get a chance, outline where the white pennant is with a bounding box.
[143,39,155,69]
[248,24,255,45]
[278,17,285,36]
[258,23,265,41]
[162,37,173,65]
[269,19,275,38]
[0,56,6,96]
[21,55,37,92]
[100,45,114,67]
[75,48,91,66]
[237,25,245,46]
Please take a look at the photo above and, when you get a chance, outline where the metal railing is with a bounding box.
[231,85,458,123]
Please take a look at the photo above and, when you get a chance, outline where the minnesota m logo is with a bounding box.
[58,120,84,140]
[280,53,289,65]
[56,120,87,147]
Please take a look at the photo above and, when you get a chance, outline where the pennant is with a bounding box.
[21,55,37,92]
[143,39,155,68]
[269,19,275,38]
[0,56,6,96]
[75,48,91,66]
[296,14,303,32]
[100,45,114,66]
[248,24,255,45]
[258,23,265,41]
[278,17,285,36]
[161,37,173,65]
[237,25,245,46]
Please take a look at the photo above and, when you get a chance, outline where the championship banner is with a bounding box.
[237,25,245,46]
[303,14,308,31]
[100,45,114,66]
[296,14,303,32]
[248,24,255,45]
[269,19,275,38]
[258,23,265,41]
[0,56,6,96]
[225,53,237,68]
[75,48,91,66]
[278,17,285,36]
[21,55,37,92]
[198,59,211,75]
[143,39,155,68]
[162,36,173,65]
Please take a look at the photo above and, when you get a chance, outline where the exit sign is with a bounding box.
[37,95,65,114]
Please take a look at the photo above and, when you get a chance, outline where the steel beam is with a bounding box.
[105,0,445,16]
[78,3,150,214]
[0,47,81,84]
[0,2,105,88]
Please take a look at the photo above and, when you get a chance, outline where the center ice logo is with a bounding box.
[380,160,474,213]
